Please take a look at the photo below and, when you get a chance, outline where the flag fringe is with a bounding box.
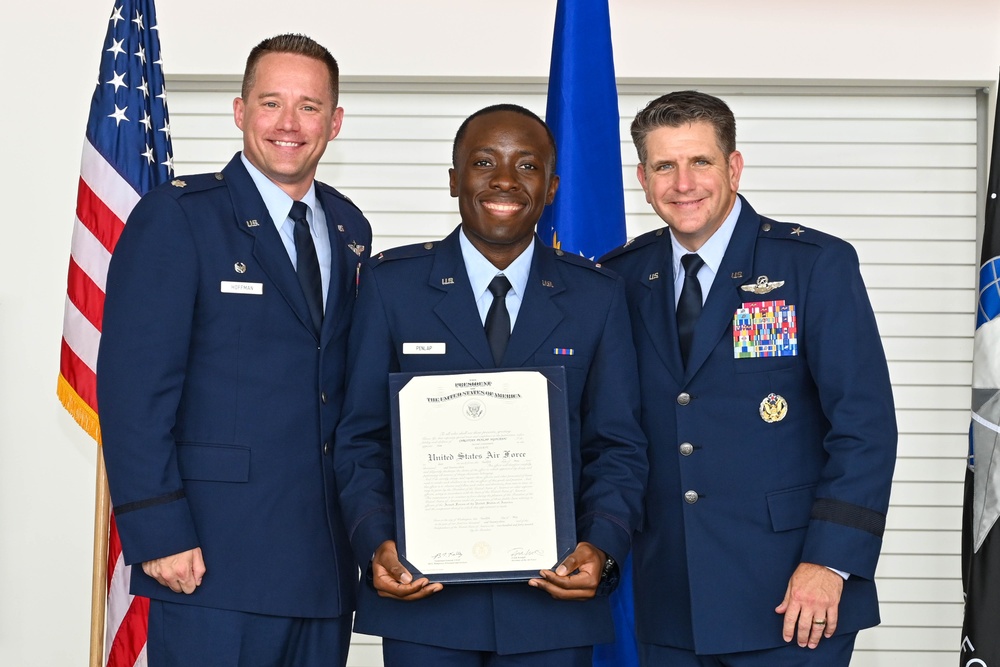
[57,374,102,445]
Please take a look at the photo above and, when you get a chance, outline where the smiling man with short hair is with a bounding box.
[334,104,647,667]
[98,33,370,666]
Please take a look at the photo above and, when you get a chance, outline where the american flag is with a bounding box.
[57,1,173,665]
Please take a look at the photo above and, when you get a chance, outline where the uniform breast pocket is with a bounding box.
[733,299,799,374]
[532,350,592,374]
[209,276,271,332]
[532,352,592,402]
[734,355,798,374]
[176,442,251,483]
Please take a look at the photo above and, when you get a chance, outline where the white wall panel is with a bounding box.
[165,79,979,666]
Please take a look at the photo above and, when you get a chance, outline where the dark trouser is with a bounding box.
[639,632,857,667]
[147,599,353,667]
[383,637,593,667]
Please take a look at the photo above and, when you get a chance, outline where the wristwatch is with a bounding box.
[601,556,616,580]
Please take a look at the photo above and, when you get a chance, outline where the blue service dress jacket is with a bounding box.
[97,153,372,618]
[600,195,897,655]
[334,227,648,654]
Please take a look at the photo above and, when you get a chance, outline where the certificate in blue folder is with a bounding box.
[389,366,576,584]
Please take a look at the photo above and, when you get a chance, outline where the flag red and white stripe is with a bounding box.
[58,2,173,664]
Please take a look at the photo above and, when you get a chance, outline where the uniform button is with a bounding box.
[677,392,691,406]
[323,442,330,455]
[321,391,328,404]
[684,490,699,504]
[679,442,694,456]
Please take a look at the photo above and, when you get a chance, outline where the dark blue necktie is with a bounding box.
[677,253,705,365]
[290,201,323,334]
[485,275,512,366]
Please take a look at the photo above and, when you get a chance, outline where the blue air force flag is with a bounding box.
[538,0,626,261]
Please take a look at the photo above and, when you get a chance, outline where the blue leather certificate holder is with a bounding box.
[389,367,575,584]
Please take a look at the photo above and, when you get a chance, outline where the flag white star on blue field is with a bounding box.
[58,2,173,666]
[89,1,173,193]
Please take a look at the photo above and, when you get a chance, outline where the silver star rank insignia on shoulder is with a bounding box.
[741,275,785,295]
[790,226,805,236]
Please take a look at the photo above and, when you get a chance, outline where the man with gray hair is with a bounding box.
[600,90,896,666]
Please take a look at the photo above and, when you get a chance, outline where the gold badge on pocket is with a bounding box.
[759,393,788,423]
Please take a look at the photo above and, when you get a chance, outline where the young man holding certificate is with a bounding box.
[334,104,648,667]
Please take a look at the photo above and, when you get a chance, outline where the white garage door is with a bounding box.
[168,79,981,667]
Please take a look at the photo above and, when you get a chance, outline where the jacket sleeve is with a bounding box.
[574,276,649,567]
[800,239,897,580]
[333,262,398,565]
[97,190,201,565]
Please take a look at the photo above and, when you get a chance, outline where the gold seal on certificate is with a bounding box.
[389,368,575,584]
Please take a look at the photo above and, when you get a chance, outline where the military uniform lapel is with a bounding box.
[634,234,684,383]
[502,240,565,368]
[683,199,760,381]
[429,230,494,368]
[316,188,363,345]
[225,157,317,338]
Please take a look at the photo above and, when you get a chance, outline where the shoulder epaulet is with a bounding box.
[757,217,837,248]
[158,171,227,198]
[316,181,364,215]
[371,240,439,266]
[599,227,668,262]
[549,247,618,278]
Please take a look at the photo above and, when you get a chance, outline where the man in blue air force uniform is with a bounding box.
[334,104,648,667]
[97,34,371,666]
[600,91,896,667]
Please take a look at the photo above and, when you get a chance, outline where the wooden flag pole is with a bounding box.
[90,448,111,667]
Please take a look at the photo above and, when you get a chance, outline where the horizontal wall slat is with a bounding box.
[893,458,966,483]
[869,290,974,314]
[888,482,963,507]
[877,578,962,603]
[741,167,975,193]
[896,433,967,458]
[883,338,972,362]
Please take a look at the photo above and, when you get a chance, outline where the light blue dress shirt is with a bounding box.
[670,197,742,307]
[241,153,332,310]
[459,229,534,330]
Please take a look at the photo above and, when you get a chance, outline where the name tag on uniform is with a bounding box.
[403,343,446,355]
[220,281,263,295]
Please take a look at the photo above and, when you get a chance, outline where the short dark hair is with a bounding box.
[242,34,340,106]
[630,90,736,164]
[452,104,557,170]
